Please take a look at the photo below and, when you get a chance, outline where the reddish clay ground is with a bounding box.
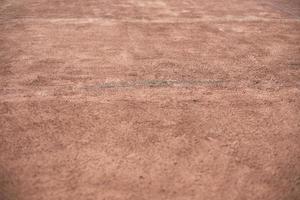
[0,0,300,200]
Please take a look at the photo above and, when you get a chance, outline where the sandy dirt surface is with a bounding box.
[0,0,300,199]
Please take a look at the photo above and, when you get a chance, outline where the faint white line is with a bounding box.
[1,16,300,24]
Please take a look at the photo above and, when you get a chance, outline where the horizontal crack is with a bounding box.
[85,79,230,90]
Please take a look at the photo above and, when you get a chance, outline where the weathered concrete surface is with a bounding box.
[0,0,300,200]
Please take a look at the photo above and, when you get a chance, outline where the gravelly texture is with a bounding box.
[0,0,300,200]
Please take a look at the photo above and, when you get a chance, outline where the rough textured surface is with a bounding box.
[0,0,300,200]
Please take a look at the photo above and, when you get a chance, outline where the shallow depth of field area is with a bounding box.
[0,0,300,200]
